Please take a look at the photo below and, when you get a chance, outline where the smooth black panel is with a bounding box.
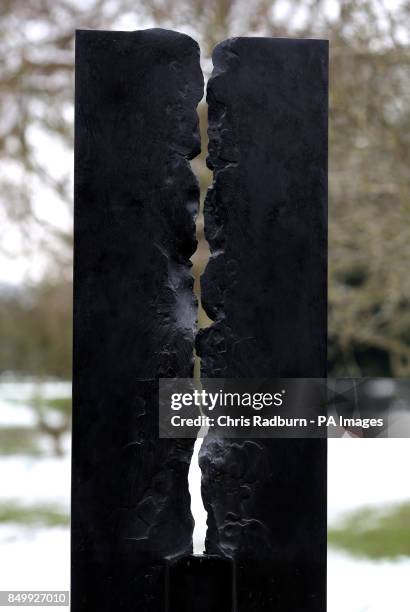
[72,29,203,611]
[197,38,328,611]
[168,555,234,612]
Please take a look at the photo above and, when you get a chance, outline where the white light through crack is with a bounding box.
[188,419,209,555]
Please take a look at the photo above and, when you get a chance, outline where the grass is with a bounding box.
[0,427,44,456]
[0,396,71,456]
[0,500,69,527]
[36,397,71,415]
[328,501,410,559]
[8,396,71,415]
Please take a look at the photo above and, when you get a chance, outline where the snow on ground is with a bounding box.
[328,438,410,522]
[0,453,70,506]
[0,379,71,428]
[0,379,71,403]
[0,525,70,612]
[0,400,36,428]
[0,525,69,591]
[328,551,410,612]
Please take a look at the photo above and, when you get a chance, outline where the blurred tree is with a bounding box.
[0,281,72,378]
[0,0,409,377]
[32,395,71,456]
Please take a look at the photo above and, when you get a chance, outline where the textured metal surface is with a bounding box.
[72,29,203,611]
[197,38,328,611]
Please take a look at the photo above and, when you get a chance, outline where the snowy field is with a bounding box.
[0,382,409,611]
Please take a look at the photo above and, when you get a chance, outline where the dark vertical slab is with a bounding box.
[168,555,235,612]
[72,29,203,611]
[197,38,328,611]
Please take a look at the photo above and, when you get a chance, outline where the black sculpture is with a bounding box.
[72,30,328,612]
[72,29,203,611]
[197,37,328,611]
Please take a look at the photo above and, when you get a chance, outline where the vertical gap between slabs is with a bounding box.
[189,88,213,555]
